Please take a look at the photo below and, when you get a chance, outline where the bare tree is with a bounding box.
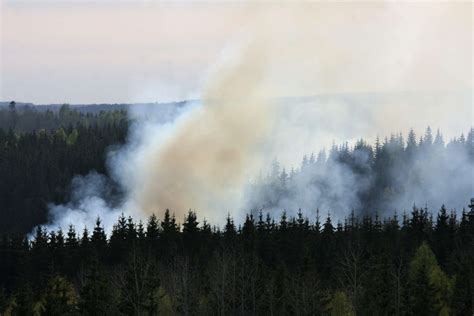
[338,241,365,314]
[114,248,160,316]
[208,251,239,315]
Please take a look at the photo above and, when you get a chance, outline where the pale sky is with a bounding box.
[0,1,472,104]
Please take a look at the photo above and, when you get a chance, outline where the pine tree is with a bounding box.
[406,243,454,315]
[160,209,179,256]
[433,205,450,267]
[90,218,107,260]
[220,214,237,252]
[39,275,78,316]
[79,266,119,316]
[146,214,160,243]
[424,126,433,146]
[434,129,445,149]
[182,211,200,255]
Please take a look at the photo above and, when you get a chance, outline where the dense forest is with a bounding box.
[0,101,128,132]
[0,103,473,315]
[0,103,128,233]
[1,206,473,315]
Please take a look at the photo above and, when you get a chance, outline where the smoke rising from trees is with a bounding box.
[244,128,474,221]
[43,3,472,231]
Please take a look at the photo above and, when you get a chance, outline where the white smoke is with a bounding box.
[40,2,472,232]
[45,172,127,233]
[245,127,473,222]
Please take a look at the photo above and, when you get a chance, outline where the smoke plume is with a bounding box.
[119,41,275,222]
[43,2,472,231]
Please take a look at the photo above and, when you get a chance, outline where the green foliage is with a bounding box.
[38,276,78,316]
[54,128,67,142]
[79,267,120,316]
[157,287,176,316]
[67,129,78,145]
[407,242,454,315]
[328,291,355,316]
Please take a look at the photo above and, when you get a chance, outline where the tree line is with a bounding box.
[1,205,473,315]
[0,102,128,133]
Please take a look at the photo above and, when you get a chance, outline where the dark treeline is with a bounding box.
[247,127,474,217]
[0,102,128,133]
[0,104,128,233]
[1,206,473,315]
[0,100,188,116]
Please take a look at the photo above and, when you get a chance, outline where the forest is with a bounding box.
[0,104,473,315]
[0,103,128,233]
[0,205,473,315]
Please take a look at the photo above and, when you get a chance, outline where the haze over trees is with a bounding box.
[247,126,474,218]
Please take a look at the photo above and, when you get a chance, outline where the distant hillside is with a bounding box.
[0,101,189,113]
[0,100,196,133]
[0,101,35,109]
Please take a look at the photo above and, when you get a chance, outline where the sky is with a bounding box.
[0,1,472,105]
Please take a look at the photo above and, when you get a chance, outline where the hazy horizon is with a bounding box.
[1,1,472,104]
